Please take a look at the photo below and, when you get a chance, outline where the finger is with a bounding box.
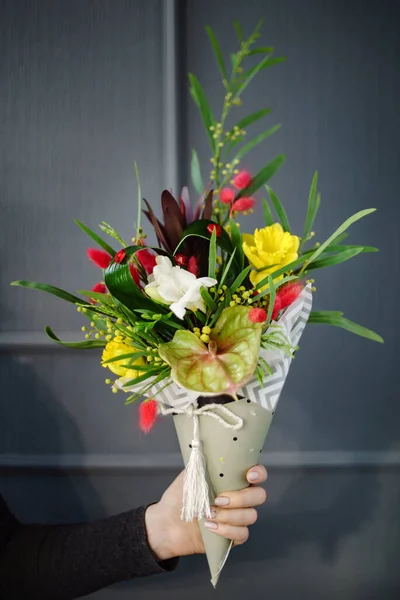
[215,486,267,509]
[210,507,258,527]
[246,465,267,484]
[203,521,249,545]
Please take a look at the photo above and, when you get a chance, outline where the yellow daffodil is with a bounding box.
[102,336,145,379]
[243,223,300,288]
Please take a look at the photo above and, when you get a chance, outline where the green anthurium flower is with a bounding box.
[158,306,264,397]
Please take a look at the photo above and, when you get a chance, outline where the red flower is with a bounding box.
[220,187,235,204]
[187,256,199,276]
[233,170,252,190]
[175,253,188,267]
[231,197,255,213]
[139,399,158,433]
[271,296,282,321]
[129,263,141,287]
[137,248,157,274]
[249,308,267,323]
[114,249,126,263]
[89,282,107,304]
[87,248,111,269]
[207,223,221,237]
[272,282,303,320]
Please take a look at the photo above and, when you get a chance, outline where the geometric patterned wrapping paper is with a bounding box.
[153,284,313,411]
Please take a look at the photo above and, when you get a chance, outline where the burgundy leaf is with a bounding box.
[202,189,214,220]
[161,190,185,252]
[143,199,172,252]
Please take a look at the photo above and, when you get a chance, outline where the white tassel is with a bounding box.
[181,412,211,522]
[157,401,243,523]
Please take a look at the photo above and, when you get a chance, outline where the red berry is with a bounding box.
[114,249,126,263]
[207,223,222,237]
[175,253,188,267]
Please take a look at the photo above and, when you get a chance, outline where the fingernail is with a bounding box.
[215,497,229,506]
[204,520,218,529]
[248,470,259,482]
[210,508,217,518]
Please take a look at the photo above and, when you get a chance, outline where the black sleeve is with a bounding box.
[0,494,179,599]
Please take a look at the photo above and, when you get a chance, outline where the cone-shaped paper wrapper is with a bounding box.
[173,398,273,587]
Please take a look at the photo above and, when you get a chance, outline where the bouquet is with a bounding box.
[11,20,383,586]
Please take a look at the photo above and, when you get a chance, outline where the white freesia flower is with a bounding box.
[145,256,217,319]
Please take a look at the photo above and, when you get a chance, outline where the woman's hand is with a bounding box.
[145,465,267,561]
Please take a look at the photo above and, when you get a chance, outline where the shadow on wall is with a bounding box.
[0,351,104,523]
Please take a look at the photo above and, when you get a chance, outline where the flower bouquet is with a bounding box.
[11,20,383,586]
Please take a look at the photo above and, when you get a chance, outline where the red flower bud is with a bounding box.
[114,249,126,263]
[137,248,157,274]
[231,197,255,213]
[207,223,222,237]
[139,398,158,433]
[233,170,252,189]
[271,296,282,321]
[86,248,111,269]
[175,253,188,267]
[220,187,235,204]
[129,263,141,287]
[249,308,268,323]
[89,282,107,304]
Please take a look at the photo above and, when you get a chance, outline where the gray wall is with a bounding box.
[1,1,399,599]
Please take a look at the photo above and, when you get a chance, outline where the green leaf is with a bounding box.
[102,351,150,365]
[235,55,278,98]
[230,53,239,73]
[305,247,364,271]
[229,265,252,295]
[262,198,274,226]
[235,107,272,130]
[191,149,204,196]
[189,73,216,150]
[308,312,383,343]
[158,305,263,395]
[231,124,281,160]
[45,326,106,349]
[247,46,274,55]
[208,227,217,278]
[134,161,142,239]
[324,244,378,254]
[74,220,116,257]
[77,290,114,305]
[200,287,217,313]
[235,155,286,200]
[11,280,86,305]
[233,20,243,42]
[300,209,376,272]
[301,171,319,246]
[218,249,238,290]
[254,255,306,290]
[266,184,291,232]
[237,56,286,94]
[227,221,243,270]
[265,276,276,324]
[206,26,227,81]
[104,245,171,314]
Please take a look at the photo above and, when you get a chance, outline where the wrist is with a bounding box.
[144,502,175,562]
